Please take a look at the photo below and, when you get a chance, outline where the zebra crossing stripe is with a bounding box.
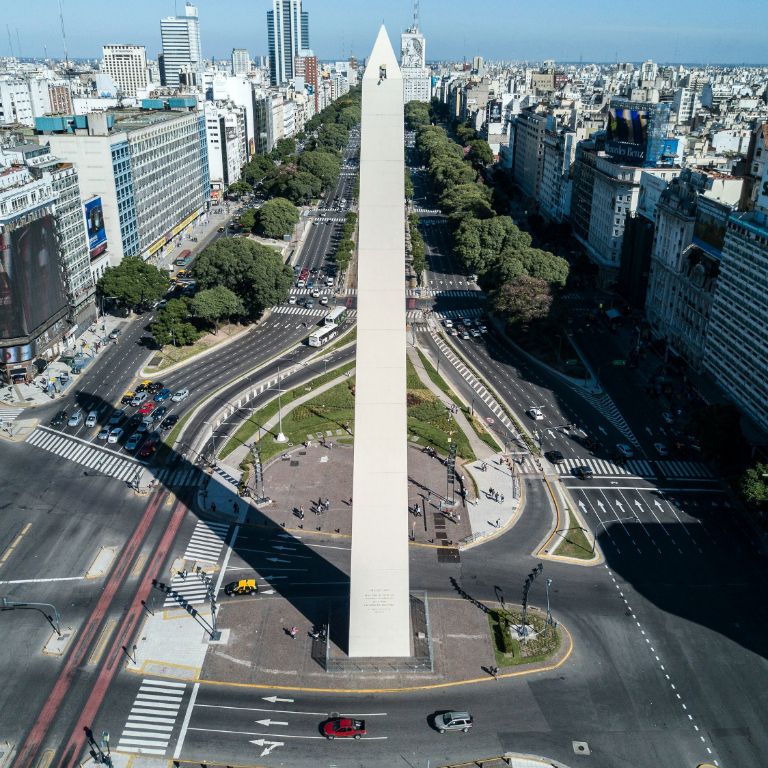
[118,679,186,755]
[0,408,21,422]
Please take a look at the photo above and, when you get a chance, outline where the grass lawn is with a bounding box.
[488,608,561,668]
[555,508,595,559]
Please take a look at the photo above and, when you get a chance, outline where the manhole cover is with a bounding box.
[572,741,591,755]
[437,547,460,563]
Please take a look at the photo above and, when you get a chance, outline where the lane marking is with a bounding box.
[0,576,86,585]
[187,727,387,741]
[88,618,117,667]
[194,704,387,716]
[173,681,199,759]
[1,522,32,564]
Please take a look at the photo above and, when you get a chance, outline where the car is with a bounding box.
[125,432,143,451]
[148,381,165,394]
[108,408,126,426]
[136,420,151,434]
[176,269,188,278]
[319,295,329,306]
[107,427,124,444]
[50,410,68,428]
[434,711,473,734]
[471,329,481,338]
[130,392,149,406]
[322,717,366,740]
[654,442,669,456]
[152,405,168,422]
[154,388,172,402]
[66,411,83,427]
[135,380,152,393]
[311,288,321,298]
[171,388,189,402]
[479,325,488,334]
[288,295,297,305]
[528,408,544,420]
[108,328,121,340]
[462,318,473,327]
[616,443,635,458]
[160,414,179,431]
[468,274,478,282]
[97,426,110,440]
[224,578,258,596]
[662,411,675,424]
[85,410,99,428]
[138,401,155,416]
[573,465,594,480]
[443,319,454,328]
[545,450,565,465]
[305,299,315,309]
[121,391,136,405]
[326,276,334,286]
[461,331,470,340]
[138,435,160,459]
[217,226,225,233]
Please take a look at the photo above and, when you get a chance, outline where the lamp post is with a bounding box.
[275,365,287,443]
[545,577,554,627]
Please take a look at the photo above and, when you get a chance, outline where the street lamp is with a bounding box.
[274,366,287,443]
[545,577,554,627]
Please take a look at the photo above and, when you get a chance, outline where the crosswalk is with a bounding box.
[163,520,231,607]
[153,465,205,487]
[272,306,358,320]
[571,388,642,448]
[289,287,335,296]
[556,456,713,480]
[407,288,482,298]
[412,207,442,214]
[0,407,21,424]
[26,426,142,482]
[117,678,187,756]
[407,307,484,322]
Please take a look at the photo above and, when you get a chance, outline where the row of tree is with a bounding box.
[412,100,569,328]
[408,213,426,279]
[335,211,357,275]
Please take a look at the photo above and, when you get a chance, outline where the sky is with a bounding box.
[3,0,766,65]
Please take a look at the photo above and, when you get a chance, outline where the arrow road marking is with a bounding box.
[255,719,289,726]
[236,548,310,559]
[263,696,294,703]
[265,556,291,563]
[249,738,284,756]
[598,425,608,435]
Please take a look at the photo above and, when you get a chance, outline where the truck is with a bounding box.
[174,249,193,267]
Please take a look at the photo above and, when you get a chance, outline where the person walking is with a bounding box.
[500,493,505,503]
[289,626,298,640]
[299,505,305,520]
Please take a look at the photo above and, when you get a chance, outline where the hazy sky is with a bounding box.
[4,0,766,64]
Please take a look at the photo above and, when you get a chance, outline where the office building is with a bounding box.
[0,142,95,382]
[231,48,251,76]
[102,45,148,97]
[510,108,548,200]
[160,3,202,89]
[401,25,430,104]
[539,124,578,223]
[204,100,247,196]
[267,0,310,86]
[703,210,768,433]
[294,52,318,111]
[37,103,209,266]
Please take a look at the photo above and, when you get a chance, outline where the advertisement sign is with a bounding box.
[1,343,34,364]
[0,215,68,340]
[606,107,648,163]
[84,197,107,258]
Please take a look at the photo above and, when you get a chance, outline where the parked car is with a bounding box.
[67,411,83,427]
[50,410,68,428]
[85,410,99,428]
[171,388,189,402]
[322,717,366,740]
[434,711,473,734]
[107,427,124,444]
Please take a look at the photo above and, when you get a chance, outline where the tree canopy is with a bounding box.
[191,286,244,333]
[262,165,322,204]
[467,138,494,167]
[192,238,293,318]
[256,197,300,239]
[404,100,431,129]
[97,257,169,309]
[741,463,768,509]
[297,150,341,188]
[271,137,296,162]
[491,276,554,328]
[150,298,200,347]
[227,180,252,198]
[242,155,274,185]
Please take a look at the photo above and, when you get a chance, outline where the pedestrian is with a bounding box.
[324,497,330,510]
[211,502,217,513]
[299,505,305,519]
[489,487,495,497]
[500,494,504,503]
[495,492,499,502]
[289,626,298,640]
[490,665,499,680]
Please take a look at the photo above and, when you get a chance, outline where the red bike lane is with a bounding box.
[13,490,175,768]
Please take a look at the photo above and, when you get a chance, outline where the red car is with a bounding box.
[138,436,160,459]
[322,717,366,740]
[138,401,155,415]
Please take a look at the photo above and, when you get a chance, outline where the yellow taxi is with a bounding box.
[224,578,258,596]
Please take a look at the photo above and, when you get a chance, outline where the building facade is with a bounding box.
[401,29,430,104]
[539,125,577,223]
[38,104,209,266]
[510,108,547,200]
[160,3,202,88]
[102,45,148,97]
[267,0,310,86]
[231,48,251,76]
[703,210,768,432]
[204,100,246,193]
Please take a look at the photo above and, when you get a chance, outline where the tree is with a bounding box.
[492,276,554,328]
[404,100,431,129]
[239,208,257,231]
[520,248,570,287]
[191,286,244,333]
[316,123,348,152]
[454,122,477,145]
[192,238,293,318]
[271,137,296,162]
[297,150,341,188]
[150,298,200,347]
[256,197,300,239]
[227,180,252,198]
[262,166,322,204]
[741,463,768,509]
[440,183,494,219]
[467,139,494,168]
[242,155,274,185]
[336,105,361,129]
[98,257,169,310]
[404,169,414,200]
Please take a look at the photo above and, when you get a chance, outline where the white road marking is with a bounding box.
[172,682,199,759]
[189,727,387,741]
[0,576,85,584]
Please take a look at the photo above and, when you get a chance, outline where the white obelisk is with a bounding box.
[348,26,410,657]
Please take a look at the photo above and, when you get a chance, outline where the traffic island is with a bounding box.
[488,606,561,669]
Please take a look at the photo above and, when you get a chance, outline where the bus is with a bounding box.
[297,267,309,288]
[308,324,339,347]
[324,306,348,326]
[174,249,192,267]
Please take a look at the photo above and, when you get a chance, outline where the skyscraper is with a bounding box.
[400,0,430,103]
[267,0,310,86]
[102,45,148,97]
[160,3,202,88]
[231,48,251,76]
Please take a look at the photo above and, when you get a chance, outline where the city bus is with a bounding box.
[324,306,348,326]
[308,324,339,347]
[174,249,193,267]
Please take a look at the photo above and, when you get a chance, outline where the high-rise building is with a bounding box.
[294,52,318,111]
[204,100,247,194]
[37,104,209,266]
[160,3,202,89]
[267,0,310,86]
[102,45,148,97]
[605,98,676,167]
[509,108,548,200]
[703,210,768,432]
[400,3,430,104]
[231,48,251,76]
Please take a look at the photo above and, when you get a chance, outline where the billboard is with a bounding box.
[0,215,68,340]
[84,197,107,258]
[606,107,649,163]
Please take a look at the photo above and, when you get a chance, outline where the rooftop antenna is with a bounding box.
[412,0,420,32]
[15,29,22,61]
[6,25,14,59]
[57,0,69,71]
